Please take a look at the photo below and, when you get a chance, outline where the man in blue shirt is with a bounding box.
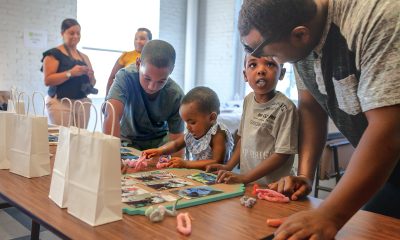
[104,40,184,153]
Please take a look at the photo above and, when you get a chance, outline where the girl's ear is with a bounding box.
[279,68,286,80]
[210,112,217,122]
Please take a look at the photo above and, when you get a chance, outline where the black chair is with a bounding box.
[314,133,351,198]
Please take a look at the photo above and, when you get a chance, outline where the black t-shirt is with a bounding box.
[41,48,89,99]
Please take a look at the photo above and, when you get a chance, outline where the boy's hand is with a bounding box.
[142,148,162,159]
[268,175,312,200]
[167,157,187,168]
[205,163,228,173]
[216,170,246,184]
[273,209,339,240]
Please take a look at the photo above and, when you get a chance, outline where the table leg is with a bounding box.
[31,220,40,240]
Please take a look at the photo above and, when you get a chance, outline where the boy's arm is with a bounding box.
[184,129,228,170]
[206,137,241,172]
[103,99,124,138]
[241,153,292,184]
[274,105,400,240]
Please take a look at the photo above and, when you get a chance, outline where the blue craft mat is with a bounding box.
[122,168,245,215]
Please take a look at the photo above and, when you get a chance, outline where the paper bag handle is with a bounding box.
[74,100,98,132]
[100,101,116,136]
[60,98,73,126]
[32,91,45,116]
[17,92,30,115]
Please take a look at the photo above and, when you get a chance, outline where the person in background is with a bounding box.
[238,0,400,239]
[207,54,298,186]
[103,40,185,155]
[143,86,234,170]
[106,28,152,96]
[41,18,96,127]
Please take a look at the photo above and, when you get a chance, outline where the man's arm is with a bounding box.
[274,104,400,240]
[297,89,328,180]
[270,89,328,198]
[103,99,124,137]
[169,132,185,157]
[318,105,400,228]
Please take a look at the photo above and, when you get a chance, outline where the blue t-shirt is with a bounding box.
[107,68,184,141]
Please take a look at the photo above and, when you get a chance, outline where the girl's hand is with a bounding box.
[216,170,246,184]
[205,163,228,173]
[167,157,187,168]
[143,148,163,159]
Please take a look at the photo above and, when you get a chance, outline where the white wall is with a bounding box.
[196,0,237,102]
[0,0,77,98]
[159,0,187,88]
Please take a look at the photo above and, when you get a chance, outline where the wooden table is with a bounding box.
[1,148,400,239]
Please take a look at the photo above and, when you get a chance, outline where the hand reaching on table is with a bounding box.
[272,209,339,240]
[142,148,163,159]
[167,157,187,168]
[268,176,312,201]
[205,163,229,174]
[216,170,246,184]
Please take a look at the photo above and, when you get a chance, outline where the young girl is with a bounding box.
[143,86,234,170]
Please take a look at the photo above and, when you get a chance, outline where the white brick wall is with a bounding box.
[159,0,187,88]
[196,0,236,102]
[0,0,76,98]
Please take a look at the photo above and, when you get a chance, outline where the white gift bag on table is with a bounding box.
[0,110,13,169]
[7,88,25,114]
[67,101,122,226]
[0,89,19,169]
[49,98,78,208]
[8,92,50,178]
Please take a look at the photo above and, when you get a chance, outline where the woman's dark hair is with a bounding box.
[182,86,220,115]
[137,28,152,40]
[61,18,80,33]
[239,0,317,41]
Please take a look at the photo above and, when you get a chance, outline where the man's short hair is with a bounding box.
[182,86,220,115]
[140,40,176,69]
[137,27,152,40]
[239,0,317,41]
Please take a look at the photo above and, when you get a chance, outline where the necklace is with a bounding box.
[63,43,84,62]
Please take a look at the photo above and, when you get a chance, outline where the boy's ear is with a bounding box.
[136,57,141,70]
[279,68,286,80]
[243,70,248,82]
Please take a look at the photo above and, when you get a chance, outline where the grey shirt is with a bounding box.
[238,92,298,185]
[294,0,400,184]
[107,68,184,142]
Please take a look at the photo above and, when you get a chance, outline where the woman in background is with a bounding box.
[105,28,152,96]
[41,18,96,127]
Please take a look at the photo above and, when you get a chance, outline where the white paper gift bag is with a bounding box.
[49,98,77,208]
[67,101,122,226]
[7,88,25,114]
[8,92,50,178]
[0,110,14,169]
[0,88,19,169]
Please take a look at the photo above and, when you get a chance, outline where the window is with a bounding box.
[77,0,160,98]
